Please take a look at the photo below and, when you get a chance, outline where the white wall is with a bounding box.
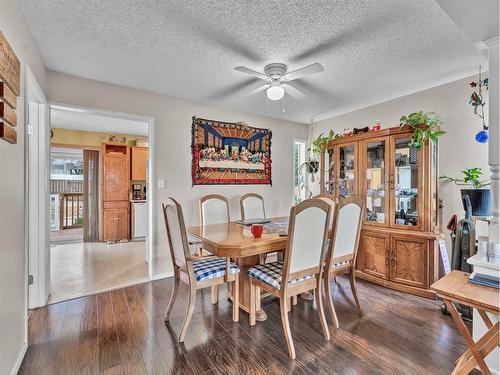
[46,71,308,275]
[0,0,47,373]
[312,75,489,253]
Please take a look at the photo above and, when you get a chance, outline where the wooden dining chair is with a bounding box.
[314,193,337,229]
[240,193,265,220]
[324,196,364,329]
[240,193,275,264]
[247,198,331,359]
[200,194,230,226]
[299,193,338,301]
[162,198,240,343]
[200,194,231,304]
[315,193,339,283]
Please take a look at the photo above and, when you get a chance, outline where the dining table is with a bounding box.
[187,217,289,321]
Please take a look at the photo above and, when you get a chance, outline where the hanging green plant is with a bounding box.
[311,129,337,157]
[399,111,445,150]
[300,130,337,180]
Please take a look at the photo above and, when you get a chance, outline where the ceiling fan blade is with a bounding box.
[234,66,269,81]
[282,63,324,82]
[282,83,306,100]
[244,84,270,97]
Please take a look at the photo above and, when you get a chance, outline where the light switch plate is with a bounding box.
[158,179,166,189]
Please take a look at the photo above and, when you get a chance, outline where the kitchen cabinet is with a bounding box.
[131,146,148,181]
[102,144,130,241]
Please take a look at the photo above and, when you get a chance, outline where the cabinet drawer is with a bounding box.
[103,201,129,209]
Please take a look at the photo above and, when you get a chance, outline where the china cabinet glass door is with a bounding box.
[323,148,334,195]
[390,136,422,230]
[362,138,389,226]
[337,143,357,198]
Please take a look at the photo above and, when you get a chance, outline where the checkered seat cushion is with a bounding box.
[192,258,239,282]
[331,260,350,269]
[247,262,315,290]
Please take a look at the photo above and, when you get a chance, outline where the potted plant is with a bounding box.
[399,111,446,150]
[440,168,491,216]
[303,130,336,175]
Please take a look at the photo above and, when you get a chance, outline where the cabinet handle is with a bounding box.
[390,250,396,266]
[389,175,395,191]
[385,250,390,265]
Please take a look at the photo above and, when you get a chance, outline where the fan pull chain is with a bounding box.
[282,94,286,112]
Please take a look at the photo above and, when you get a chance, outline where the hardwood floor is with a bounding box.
[20,276,469,374]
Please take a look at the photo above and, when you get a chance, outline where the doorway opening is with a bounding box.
[50,147,84,244]
[46,104,154,304]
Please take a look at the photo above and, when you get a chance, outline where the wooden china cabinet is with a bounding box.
[320,126,440,298]
[102,143,130,242]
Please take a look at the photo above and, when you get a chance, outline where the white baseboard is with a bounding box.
[10,342,27,375]
[152,272,173,281]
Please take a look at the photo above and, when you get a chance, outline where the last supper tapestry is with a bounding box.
[191,117,272,185]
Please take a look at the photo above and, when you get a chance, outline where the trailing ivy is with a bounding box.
[399,111,445,150]
[311,129,337,157]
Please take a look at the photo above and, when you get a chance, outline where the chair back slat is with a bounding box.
[162,198,190,267]
[200,194,230,226]
[330,197,364,260]
[284,199,330,278]
[240,193,265,220]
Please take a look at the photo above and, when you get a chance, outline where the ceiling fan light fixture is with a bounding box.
[267,85,284,101]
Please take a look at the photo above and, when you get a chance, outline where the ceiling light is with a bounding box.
[267,85,284,101]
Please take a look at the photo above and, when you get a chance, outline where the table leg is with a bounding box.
[444,300,494,375]
[235,255,267,321]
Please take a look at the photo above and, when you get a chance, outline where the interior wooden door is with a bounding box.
[358,231,390,280]
[388,135,424,231]
[360,136,390,227]
[334,142,359,199]
[103,152,129,201]
[390,235,428,288]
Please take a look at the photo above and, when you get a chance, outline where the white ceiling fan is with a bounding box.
[234,62,324,101]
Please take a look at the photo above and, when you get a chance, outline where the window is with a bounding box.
[293,140,307,204]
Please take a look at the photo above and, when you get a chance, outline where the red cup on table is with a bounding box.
[251,224,263,238]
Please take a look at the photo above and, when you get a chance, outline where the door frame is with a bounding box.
[25,66,50,310]
[46,103,156,291]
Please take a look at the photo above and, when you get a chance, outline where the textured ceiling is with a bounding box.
[51,107,149,136]
[436,0,499,44]
[22,0,486,124]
